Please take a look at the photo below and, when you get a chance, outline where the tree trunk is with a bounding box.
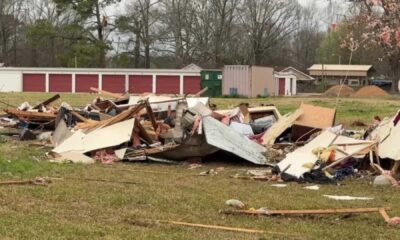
[390,57,400,93]
[144,44,150,68]
[133,20,141,68]
[94,1,105,67]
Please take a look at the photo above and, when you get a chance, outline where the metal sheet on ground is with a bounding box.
[202,116,269,165]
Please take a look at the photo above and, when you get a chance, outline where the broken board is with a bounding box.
[292,103,336,141]
[53,119,135,154]
[261,109,303,145]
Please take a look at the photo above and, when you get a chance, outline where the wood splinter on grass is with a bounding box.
[0,177,55,186]
[129,219,297,237]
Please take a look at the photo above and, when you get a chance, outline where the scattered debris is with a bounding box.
[225,199,245,209]
[373,175,391,186]
[188,163,202,169]
[222,207,392,224]
[323,195,374,201]
[277,130,374,180]
[199,169,218,176]
[1,90,400,195]
[271,184,287,188]
[304,185,320,190]
[0,177,54,186]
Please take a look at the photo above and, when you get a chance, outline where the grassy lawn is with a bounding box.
[0,93,399,239]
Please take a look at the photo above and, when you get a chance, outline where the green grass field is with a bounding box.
[0,93,399,240]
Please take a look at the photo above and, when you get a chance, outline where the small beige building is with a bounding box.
[308,64,374,86]
[222,65,275,97]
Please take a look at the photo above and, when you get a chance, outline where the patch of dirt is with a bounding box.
[324,85,355,97]
[353,85,389,97]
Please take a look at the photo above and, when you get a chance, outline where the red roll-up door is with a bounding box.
[23,74,46,92]
[102,75,125,93]
[183,76,201,94]
[76,74,98,93]
[49,74,72,92]
[156,75,180,94]
[279,78,285,96]
[129,75,152,94]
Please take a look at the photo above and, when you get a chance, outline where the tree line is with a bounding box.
[0,0,394,82]
[0,0,326,70]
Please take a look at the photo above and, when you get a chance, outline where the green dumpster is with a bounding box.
[200,70,222,97]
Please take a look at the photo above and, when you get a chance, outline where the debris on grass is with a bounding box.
[2,89,400,190]
[323,195,374,201]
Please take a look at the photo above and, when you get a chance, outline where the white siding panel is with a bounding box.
[0,71,22,92]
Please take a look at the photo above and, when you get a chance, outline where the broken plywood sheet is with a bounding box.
[262,109,303,145]
[202,116,269,165]
[277,131,373,178]
[294,103,336,129]
[53,119,135,154]
[371,111,400,160]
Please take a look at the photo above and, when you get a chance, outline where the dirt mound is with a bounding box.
[353,85,389,97]
[324,85,355,97]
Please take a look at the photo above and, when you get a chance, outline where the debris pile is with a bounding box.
[1,88,399,188]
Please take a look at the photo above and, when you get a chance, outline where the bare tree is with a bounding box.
[291,1,324,70]
[239,0,298,65]
[0,0,23,66]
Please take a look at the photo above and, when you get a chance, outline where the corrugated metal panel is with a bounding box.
[23,74,46,92]
[76,74,98,93]
[129,75,152,93]
[49,74,72,92]
[222,65,250,97]
[203,116,270,165]
[183,76,201,94]
[156,75,180,94]
[102,75,125,93]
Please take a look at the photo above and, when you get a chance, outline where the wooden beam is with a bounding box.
[33,94,60,109]
[161,220,294,236]
[90,87,125,99]
[262,109,303,145]
[70,111,89,122]
[5,108,57,121]
[144,99,157,130]
[222,207,391,216]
